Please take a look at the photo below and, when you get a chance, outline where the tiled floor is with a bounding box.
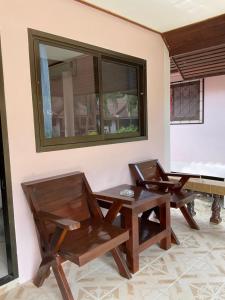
[1,198,225,300]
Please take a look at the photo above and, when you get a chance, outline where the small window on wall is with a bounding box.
[29,29,147,152]
[170,79,204,125]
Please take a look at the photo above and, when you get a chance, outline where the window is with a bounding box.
[29,29,147,151]
[170,79,204,125]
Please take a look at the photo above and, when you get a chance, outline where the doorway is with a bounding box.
[0,41,18,285]
[0,123,8,279]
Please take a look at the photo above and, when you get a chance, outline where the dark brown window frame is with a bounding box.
[28,29,147,152]
[170,78,204,125]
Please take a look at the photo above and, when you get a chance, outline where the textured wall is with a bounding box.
[171,75,225,176]
[0,0,170,282]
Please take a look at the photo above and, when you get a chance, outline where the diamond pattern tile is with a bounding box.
[1,198,225,300]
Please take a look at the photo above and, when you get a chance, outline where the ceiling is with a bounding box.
[79,0,225,80]
[170,44,225,80]
[163,14,225,80]
[81,0,225,32]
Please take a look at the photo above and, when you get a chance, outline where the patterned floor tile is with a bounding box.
[139,244,169,269]
[73,259,128,300]
[163,256,225,300]
[166,279,224,300]
[213,283,225,300]
[65,257,106,281]
[101,276,169,300]
[0,282,61,300]
[139,244,206,282]
[1,198,225,300]
[177,231,217,250]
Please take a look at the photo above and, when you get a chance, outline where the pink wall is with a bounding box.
[0,0,170,282]
[171,75,225,172]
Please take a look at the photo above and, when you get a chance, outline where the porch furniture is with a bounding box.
[129,159,200,244]
[94,184,171,274]
[177,177,225,224]
[22,172,131,300]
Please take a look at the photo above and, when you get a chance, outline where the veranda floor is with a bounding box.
[1,198,225,300]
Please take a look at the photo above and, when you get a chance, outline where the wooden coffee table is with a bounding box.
[93,184,171,273]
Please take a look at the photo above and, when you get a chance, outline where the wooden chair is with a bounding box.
[129,159,200,244]
[22,172,131,300]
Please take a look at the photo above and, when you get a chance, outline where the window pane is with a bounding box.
[39,44,100,138]
[102,60,139,134]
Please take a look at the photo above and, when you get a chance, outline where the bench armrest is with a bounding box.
[38,211,80,231]
[166,172,200,178]
[141,180,181,189]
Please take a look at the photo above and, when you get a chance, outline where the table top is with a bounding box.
[94,184,169,210]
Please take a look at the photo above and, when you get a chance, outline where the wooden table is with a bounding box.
[94,184,171,273]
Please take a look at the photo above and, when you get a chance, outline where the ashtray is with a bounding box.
[119,189,134,197]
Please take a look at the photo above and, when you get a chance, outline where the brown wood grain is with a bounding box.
[164,14,225,56]
[129,159,200,234]
[96,184,171,273]
[22,172,131,300]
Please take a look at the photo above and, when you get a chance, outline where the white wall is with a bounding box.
[0,0,170,283]
[171,75,225,177]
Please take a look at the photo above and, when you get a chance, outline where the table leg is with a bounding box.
[124,211,139,273]
[210,194,222,224]
[187,200,196,217]
[159,201,171,250]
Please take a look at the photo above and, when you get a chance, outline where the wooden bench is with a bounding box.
[172,176,225,224]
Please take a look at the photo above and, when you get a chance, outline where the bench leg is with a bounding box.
[124,212,139,274]
[180,206,200,230]
[111,247,131,279]
[33,256,53,287]
[52,255,74,300]
[171,229,180,245]
[159,202,171,250]
[210,195,222,224]
[187,200,196,217]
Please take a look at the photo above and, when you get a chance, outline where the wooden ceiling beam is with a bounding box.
[182,67,225,76]
[180,62,225,72]
[176,54,225,66]
[184,72,225,80]
[177,58,225,69]
[175,49,225,63]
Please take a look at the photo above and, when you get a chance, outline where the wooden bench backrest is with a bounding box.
[129,159,168,183]
[22,172,101,237]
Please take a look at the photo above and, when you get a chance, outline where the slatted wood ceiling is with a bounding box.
[166,14,225,80]
[170,58,179,74]
[170,44,225,80]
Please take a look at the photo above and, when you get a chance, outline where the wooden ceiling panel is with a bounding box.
[175,47,225,62]
[163,14,225,57]
[170,58,179,73]
[167,14,225,80]
[183,69,225,80]
[177,56,225,67]
[180,60,225,71]
[171,44,225,79]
